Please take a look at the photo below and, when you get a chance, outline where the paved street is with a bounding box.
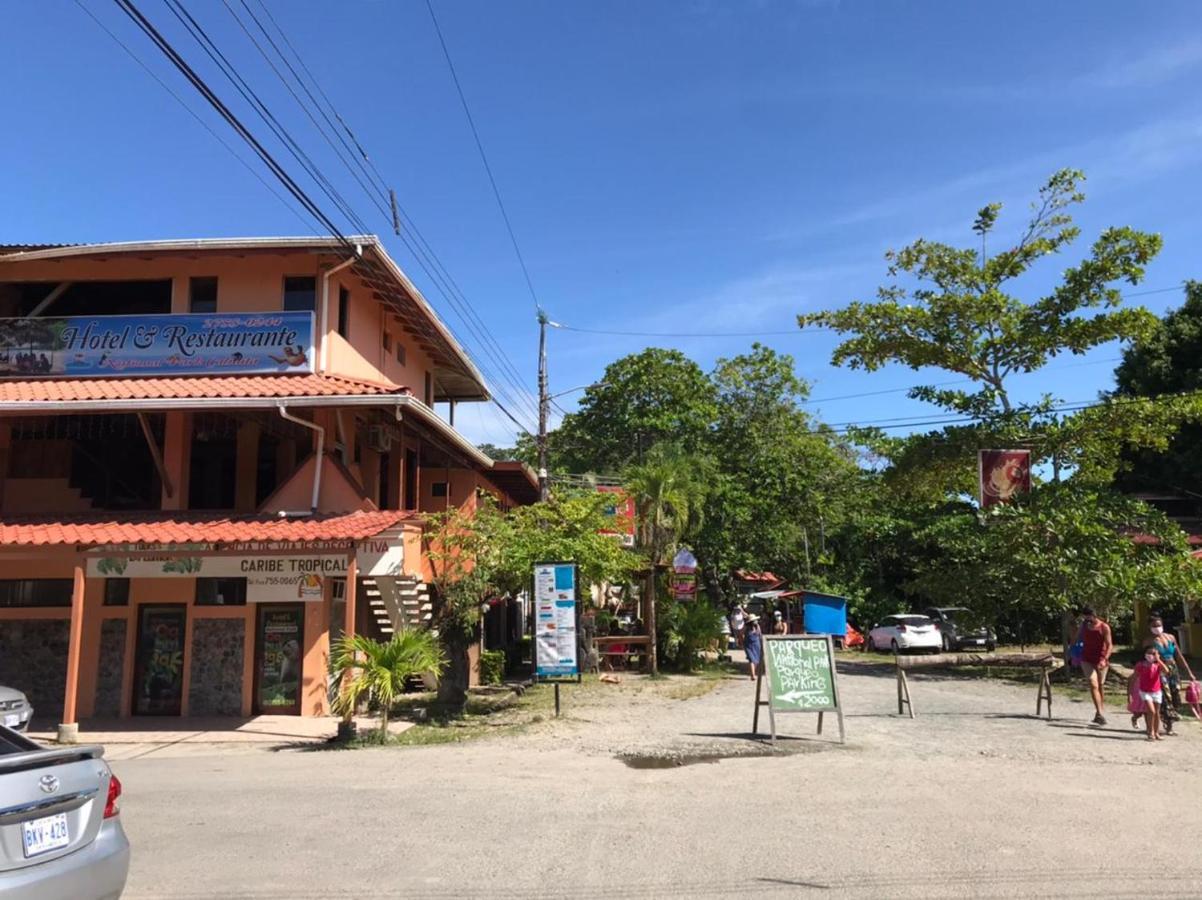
[113,662,1202,899]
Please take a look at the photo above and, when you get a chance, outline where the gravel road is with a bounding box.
[114,660,1202,899]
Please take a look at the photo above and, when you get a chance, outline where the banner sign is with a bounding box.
[0,312,314,378]
[85,533,404,604]
[533,562,578,678]
[597,486,636,548]
[978,449,1032,508]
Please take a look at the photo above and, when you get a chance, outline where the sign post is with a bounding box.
[532,562,580,714]
[753,634,844,744]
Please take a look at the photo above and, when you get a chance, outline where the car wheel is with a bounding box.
[891,638,900,654]
[941,634,951,652]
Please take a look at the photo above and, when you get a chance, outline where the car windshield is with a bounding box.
[894,616,932,626]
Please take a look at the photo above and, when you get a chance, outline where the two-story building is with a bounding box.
[0,236,537,740]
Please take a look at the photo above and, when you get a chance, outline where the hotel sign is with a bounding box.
[0,311,314,377]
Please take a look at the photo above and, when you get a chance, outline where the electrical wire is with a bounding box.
[73,0,316,234]
[423,0,543,314]
[110,0,352,244]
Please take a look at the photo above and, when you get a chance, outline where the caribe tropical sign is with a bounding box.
[0,312,314,377]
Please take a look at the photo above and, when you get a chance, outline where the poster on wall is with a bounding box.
[978,449,1032,508]
[597,486,636,548]
[0,312,314,378]
[533,562,578,678]
[257,608,303,710]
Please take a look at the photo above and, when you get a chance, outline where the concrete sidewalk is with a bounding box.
[27,714,412,749]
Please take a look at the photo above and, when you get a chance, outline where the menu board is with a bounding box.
[533,562,578,678]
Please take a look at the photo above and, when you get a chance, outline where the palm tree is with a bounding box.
[623,445,711,674]
[330,631,446,740]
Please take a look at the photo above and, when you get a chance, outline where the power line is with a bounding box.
[423,0,543,313]
[110,0,352,244]
[803,357,1123,405]
[73,0,315,234]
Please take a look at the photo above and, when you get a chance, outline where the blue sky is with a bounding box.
[5,1,1202,449]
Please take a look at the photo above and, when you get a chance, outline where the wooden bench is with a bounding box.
[593,635,652,671]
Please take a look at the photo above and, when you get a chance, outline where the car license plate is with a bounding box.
[22,813,69,858]
[3,714,18,727]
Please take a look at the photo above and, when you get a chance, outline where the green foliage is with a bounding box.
[658,597,724,672]
[623,444,711,569]
[799,168,1161,417]
[330,631,446,738]
[479,650,505,686]
[553,348,717,473]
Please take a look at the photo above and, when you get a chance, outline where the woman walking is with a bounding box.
[1140,615,1195,735]
[744,614,763,682]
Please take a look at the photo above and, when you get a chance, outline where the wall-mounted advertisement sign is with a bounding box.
[0,312,314,377]
[533,562,578,678]
[85,532,405,604]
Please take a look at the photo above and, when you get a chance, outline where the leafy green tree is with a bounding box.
[1112,281,1202,495]
[623,445,712,673]
[799,169,1161,418]
[553,348,717,473]
[330,631,445,740]
[658,598,724,672]
[697,344,860,591]
[425,493,637,705]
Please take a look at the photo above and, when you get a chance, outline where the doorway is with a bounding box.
[132,605,187,716]
[254,604,304,715]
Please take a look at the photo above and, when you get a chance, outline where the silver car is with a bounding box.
[0,687,32,732]
[0,726,129,899]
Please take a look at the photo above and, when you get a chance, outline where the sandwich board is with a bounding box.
[752,633,844,744]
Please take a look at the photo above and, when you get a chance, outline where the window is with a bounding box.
[103,579,131,607]
[424,372,434,406]
[0,579,73,608]
[431,481,448,498]
[382,332,392,352]
[337,287,350,338]
[196,578,247,606]
[395,342,406,366]
[189,419,237,510]
[189,277,218,314]
[283,276,316,312]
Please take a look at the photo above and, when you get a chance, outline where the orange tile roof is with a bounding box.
[0,374,409,404]
[0,510,415,546]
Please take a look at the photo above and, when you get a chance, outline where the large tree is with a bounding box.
[1111,281,1202,495]
[799,169,1161,419]
[552,348,717,474]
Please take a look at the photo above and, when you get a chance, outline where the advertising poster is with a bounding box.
[0,311,314,377]
[978,449,1032,508]
[258,608,303,709]
[533,562,578,678]
[597,486,636,548]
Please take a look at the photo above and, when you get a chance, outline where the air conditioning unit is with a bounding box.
[366,425,393,453]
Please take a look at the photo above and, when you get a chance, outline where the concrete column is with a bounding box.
[160,411,191,510]
[344,553,358,640]
[58,562,86,743]
[234,421,261,512]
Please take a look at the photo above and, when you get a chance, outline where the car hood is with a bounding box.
[0,685,28,704]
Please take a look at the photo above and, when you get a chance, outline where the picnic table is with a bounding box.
[593,635,652,672]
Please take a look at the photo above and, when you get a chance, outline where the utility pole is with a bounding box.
[537,310,549,502]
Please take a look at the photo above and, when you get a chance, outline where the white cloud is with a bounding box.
[1083,39,1202,90]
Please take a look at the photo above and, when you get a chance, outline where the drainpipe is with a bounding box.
[278,402,325,514]
[318,252,359,374]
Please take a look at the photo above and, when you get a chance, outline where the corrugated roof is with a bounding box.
[0,510,414,547]
[0,373,408,403]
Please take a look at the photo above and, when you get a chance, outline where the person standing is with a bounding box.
[772,610,788,635]
[744,614,763,682]
[731,605,746,650]
[1132,646,1170,741]
[1078,607,1112,726]
[1142,614,1195,735]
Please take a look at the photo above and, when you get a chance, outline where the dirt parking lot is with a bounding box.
[114,660,1202,898]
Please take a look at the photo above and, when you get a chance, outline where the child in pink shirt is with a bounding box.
[1132,649,1170,741]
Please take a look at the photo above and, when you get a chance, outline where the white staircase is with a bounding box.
[361,576,433,636]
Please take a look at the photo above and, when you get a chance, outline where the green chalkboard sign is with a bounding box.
[754,634,844,743]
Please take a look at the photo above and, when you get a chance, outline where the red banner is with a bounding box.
[597,486,635,548]
[978,449,1031,508]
